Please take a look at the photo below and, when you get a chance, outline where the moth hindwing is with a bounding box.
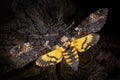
[36,45,64,67]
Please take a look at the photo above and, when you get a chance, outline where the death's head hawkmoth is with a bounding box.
[10,8,108,71]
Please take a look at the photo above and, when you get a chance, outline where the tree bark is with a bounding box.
[0,0,120,80]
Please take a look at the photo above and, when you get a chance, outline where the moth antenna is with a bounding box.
[65,22,75,31]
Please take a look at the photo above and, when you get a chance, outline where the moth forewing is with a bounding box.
[73,8,108,37]
[10,42,33,57]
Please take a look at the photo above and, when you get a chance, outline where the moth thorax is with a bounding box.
[63,42,70,48]
[61,36,70,48]
[61,36,68,42]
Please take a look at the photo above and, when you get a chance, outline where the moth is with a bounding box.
[10,8,108,71]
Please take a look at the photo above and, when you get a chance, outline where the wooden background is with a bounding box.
[0,0,120,80]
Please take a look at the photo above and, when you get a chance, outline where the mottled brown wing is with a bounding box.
[72,8,108,37]
[10,42,51,67]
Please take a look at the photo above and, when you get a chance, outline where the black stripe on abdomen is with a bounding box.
[63,49,79,71]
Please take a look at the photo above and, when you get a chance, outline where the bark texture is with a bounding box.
[0,0,120,80]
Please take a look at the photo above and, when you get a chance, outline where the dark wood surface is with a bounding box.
[0,0,119,80]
